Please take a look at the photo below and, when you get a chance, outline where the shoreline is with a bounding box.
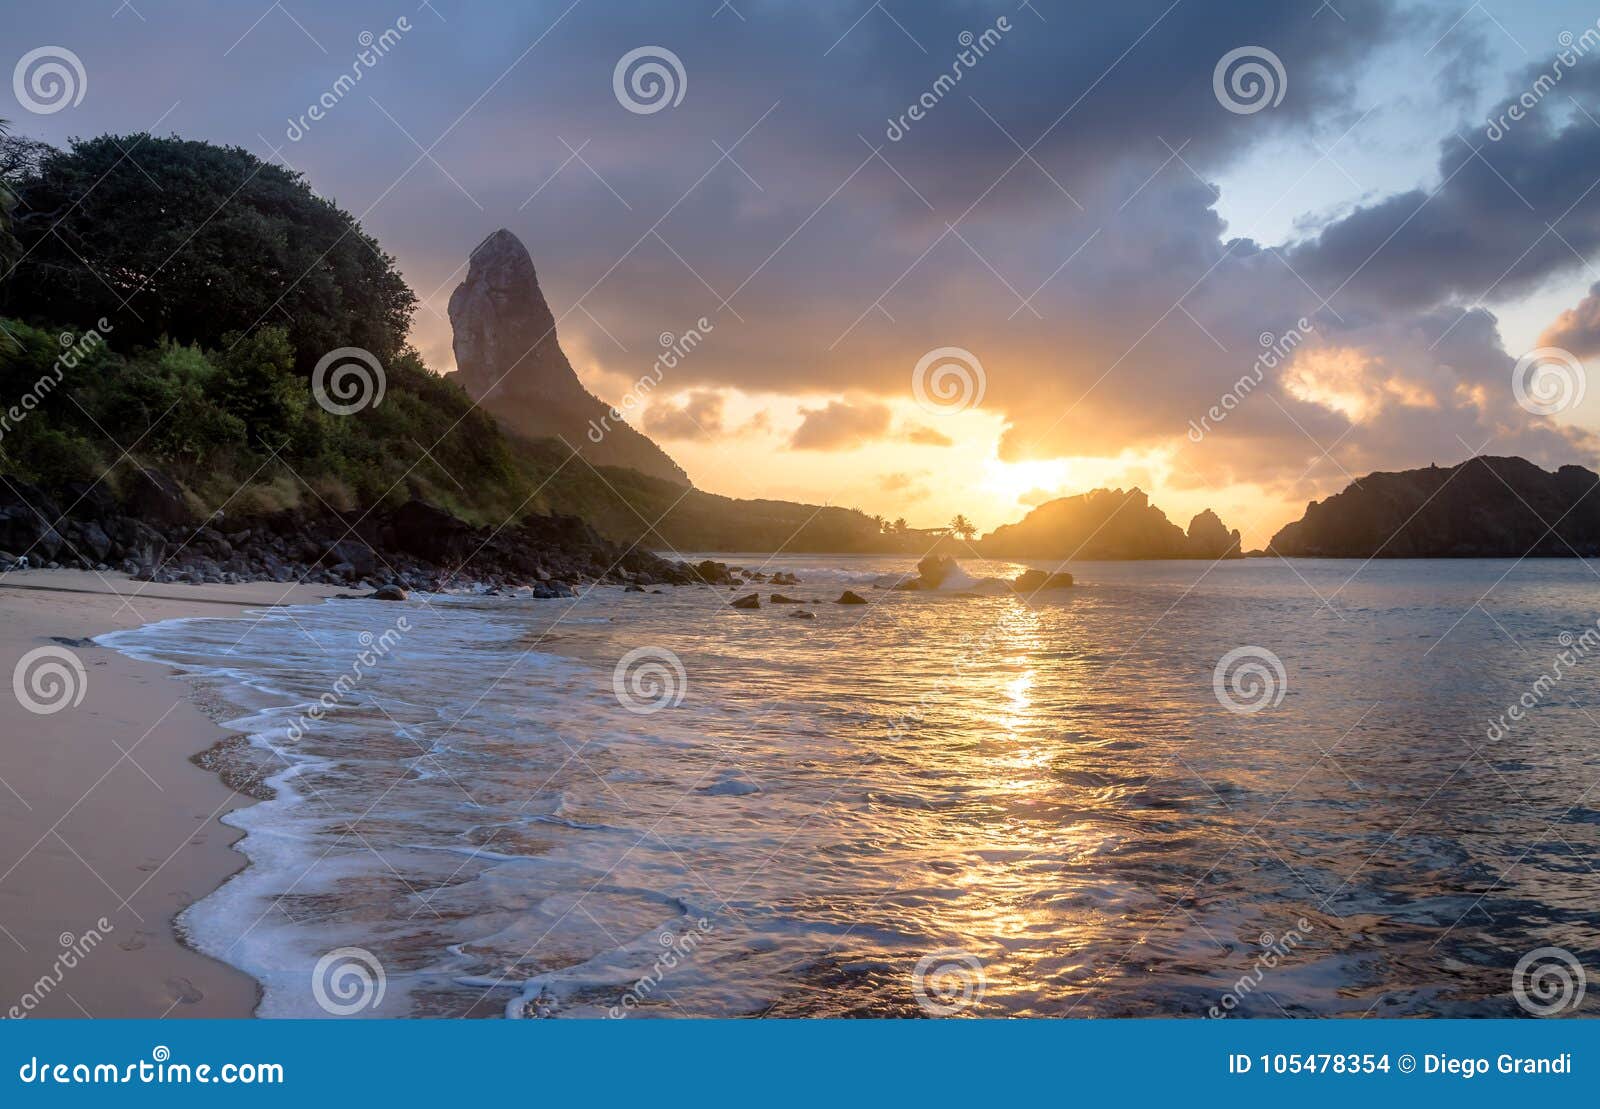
[0,570,356,1018]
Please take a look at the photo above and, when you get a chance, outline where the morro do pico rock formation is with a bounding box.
[448,229,691,485]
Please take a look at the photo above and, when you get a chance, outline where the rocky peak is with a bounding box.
[447,229,690,486]
[1186,509,1242,559]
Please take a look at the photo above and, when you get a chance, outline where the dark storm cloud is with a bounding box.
[1286,61,1600,315]
[7,0,1593,494]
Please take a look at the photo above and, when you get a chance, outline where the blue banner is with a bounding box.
[2,1020,1592,1105]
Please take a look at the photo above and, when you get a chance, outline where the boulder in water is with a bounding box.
[1012,568,1074,592]
[730,592,761,609]
[916,554,959,587]
[769,593,803,604]
[790,609,815,619]
[915,554,979,590]
[694,559,734,584]
[836,590,868,605]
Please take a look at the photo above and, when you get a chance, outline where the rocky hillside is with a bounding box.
[1268,456,1600,557]
[0,469,692,594]
[978,488,1241,560]
[448,229,690,486]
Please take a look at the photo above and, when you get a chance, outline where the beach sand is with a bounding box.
[0,570,354,1018]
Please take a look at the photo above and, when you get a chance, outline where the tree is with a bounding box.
[0,126,52,183]
[1,134,415,368]
[0,120,20,279]
[211,326,318,452]
[949,513,977,541]
[871,513,886,533]
[891,517,908,534]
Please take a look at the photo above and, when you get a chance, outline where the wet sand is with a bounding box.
[0,570,354,1018]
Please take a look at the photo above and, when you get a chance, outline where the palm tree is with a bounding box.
[949,513,977,541]
[891,517,908,535]
[871,513,886,534]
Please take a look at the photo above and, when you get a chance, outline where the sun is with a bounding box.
[979,458,1073,507]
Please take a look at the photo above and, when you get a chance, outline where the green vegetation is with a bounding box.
[3,134,413,368]
[0,316,529,522]
[0,127,897,552]
[0,122,17,277]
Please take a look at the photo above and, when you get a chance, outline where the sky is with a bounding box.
[11,0,1600,547]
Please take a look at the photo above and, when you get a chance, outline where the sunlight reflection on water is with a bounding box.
[108,556,1600,1018]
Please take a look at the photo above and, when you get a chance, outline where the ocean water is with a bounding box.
[99,556,1600,1018]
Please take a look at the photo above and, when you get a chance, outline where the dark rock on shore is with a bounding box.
[0,479,63,561]
[123,468,194,527]
[1269,455,1600,558]
[0,466,697,595]
[694,559,735,584]
[391,499,476,565]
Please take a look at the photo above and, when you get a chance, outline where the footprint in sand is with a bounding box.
[164,977,203,1004]
[119,930,149,951]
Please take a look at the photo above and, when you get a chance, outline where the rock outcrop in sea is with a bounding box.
[1268,455,1600,557]
[448,229,691,486]
[979,487,1241,560]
